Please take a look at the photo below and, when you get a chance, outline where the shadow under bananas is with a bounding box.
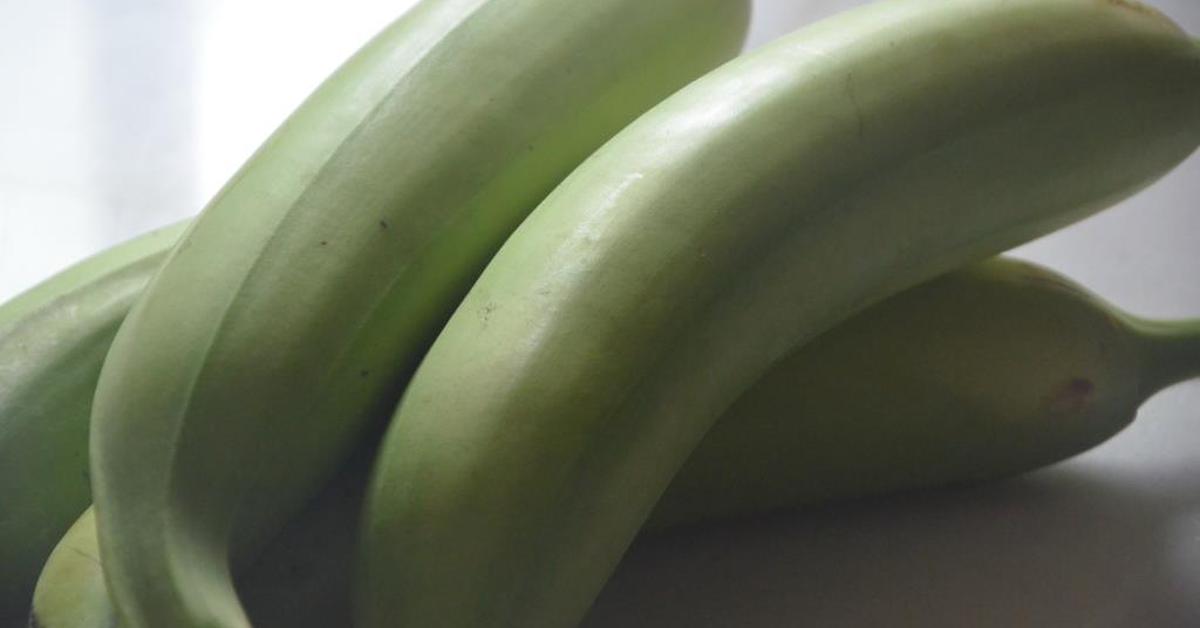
[584,435,1200,627]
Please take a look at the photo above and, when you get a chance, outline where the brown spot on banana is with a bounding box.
[1047,377,1096,414]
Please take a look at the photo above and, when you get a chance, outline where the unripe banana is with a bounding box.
[359,1,1200,625]
[652,256,1200,526]
[32,255,1200,627]
[0,222,185,626]
[87,1,750,626]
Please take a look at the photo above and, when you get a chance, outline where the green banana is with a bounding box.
[32,255,1200,627]
[0,222,186,626]
[652,257,1200,526]
[359,1,1200,626]
[87,1,750,626]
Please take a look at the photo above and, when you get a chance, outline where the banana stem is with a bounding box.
[1131,317,1200,396]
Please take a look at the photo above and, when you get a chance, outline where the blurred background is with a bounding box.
[1,0,1198,625]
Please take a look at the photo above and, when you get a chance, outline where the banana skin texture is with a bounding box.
[86,1,751,626]
[30,254,1200,628]
[0,222,186,626]
[28,511,113,628]
[358,1,1200,626]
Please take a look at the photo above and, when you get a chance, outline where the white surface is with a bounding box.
[1,1,1197,625]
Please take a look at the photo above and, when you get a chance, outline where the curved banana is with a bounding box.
[652,257,1200,526]
[0,222,185,625]
[87,0,751,626]
[34,255,1200,627]
[359,1,1200,625]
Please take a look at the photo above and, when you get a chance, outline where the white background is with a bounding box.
[1,1,1198,625]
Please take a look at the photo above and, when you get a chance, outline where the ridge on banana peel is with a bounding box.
[87,0,751,626]
[29,255,1200,628]
[358,0,1200,626]
[0,222,187,626]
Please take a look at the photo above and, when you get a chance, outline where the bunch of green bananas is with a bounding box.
[2,0,1198,626]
